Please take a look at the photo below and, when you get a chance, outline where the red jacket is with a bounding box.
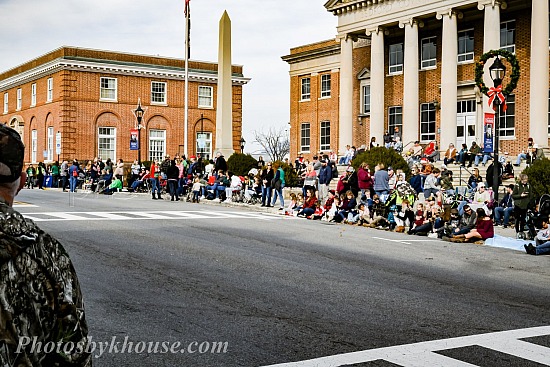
[303,196,317,209]
[476,218,494,240]
[357,167,373,190]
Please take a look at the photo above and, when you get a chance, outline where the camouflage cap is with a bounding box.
[0,124,25,183]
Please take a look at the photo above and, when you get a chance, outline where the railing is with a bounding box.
[458,164,474,188]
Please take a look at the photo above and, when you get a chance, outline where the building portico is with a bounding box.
[284,0,549,160]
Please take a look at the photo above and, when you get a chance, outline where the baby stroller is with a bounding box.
[524,194,550,240]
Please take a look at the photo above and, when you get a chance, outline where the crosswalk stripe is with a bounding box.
[261,325,550,367]
[19,210,279,222]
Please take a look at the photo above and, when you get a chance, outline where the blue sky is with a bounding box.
[0,0,337,153]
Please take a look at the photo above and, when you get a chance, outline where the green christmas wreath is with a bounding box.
[475,49,520,97]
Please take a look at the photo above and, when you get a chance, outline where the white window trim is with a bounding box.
[389,43,404,75]
[500,19,516,54]
[31,130,38,163]
[360,82,371,116]
[16,89,22,111]
[100,77,118,102]
[300,123,311,152]
[320,121,330,151]
[47,127,54,162]
[457,29,475,64]
[198,86,214,108]
[98,127,117,161]
[149,129,167,162]
[196,131,213,159]
[151,81,167,105]
[47,78,53,103]
[320,74,331,98]
[420,37,437,70]
[3,93,8,114]
[420,103,436,143]
[300,77,311,101]
[388,106,403,132]
[31,83,37,107]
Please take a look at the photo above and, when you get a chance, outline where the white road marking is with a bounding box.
[20,210,279,222]
[372,236,412,245]
[261,325,550,367]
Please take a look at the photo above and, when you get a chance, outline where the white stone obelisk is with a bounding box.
[215,11,234,157]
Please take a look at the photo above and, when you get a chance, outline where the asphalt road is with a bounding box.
[12,189,550,366]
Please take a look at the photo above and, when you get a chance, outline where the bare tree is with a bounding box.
[252,127,290,162]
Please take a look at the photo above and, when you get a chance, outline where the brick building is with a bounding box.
[283,0,549,160]
[0,46,250,164]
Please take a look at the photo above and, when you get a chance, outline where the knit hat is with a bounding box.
[0,124,25,183]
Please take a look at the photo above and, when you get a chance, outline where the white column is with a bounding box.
[530,0,549,146]
[437,10,459,151]
[339,35,354,154]
[478,1,502,119]
[368,27,385,145]
[400,19,420,146]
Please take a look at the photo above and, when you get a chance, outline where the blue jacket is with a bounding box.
[373,170,390,192]
[409,174,423,194]
[319,165,332,185]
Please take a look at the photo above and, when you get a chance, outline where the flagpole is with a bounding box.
[183,0,190,158]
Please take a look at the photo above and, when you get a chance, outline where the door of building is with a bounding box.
[456,100,476,148]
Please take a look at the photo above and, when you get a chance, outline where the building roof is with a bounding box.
[0,46,250,90]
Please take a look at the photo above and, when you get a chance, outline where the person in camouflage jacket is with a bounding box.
[0,124,91,366]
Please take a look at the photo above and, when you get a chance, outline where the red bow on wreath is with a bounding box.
[487,85,508,112]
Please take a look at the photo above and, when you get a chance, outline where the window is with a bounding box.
[420,103,436,142]
[458,30,474,63]
[421,37,437,69]
[196,132,212,160]
[16,89,22,110]
[300,123,310,152]
[498,94,515,137]
[149,129,166,162]
[198,86,213,108]
[388,106,403,133]
[98,127,116,161]
[500,20,516,54]
[320,121,330,151]
[362,85,371,114]
[47,78,53,102]
[47,127,54,161]
[100,77,117,101]
[301,77,311,100]
[151,81,167,104]
[31,83,36,107]
[457,100,476,113]
[320,74,331,98]
[31,130,37,163]
[389,43,404,74]
[3,93,7,114]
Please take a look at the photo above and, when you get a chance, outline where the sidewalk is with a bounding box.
[42,186,520,240]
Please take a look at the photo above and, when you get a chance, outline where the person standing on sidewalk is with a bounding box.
[318,159,332,205]
[271,163,285,210]
[512,174,534,238]
[0,124,91,366]
[260,163,274,207]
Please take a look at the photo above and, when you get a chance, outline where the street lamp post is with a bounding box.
[133,99,145,165]
[240,137,246,154]
[489,56,506,203]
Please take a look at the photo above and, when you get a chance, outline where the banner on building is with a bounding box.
[483,113,494,153]
[55,132,62,155]
[130,129,139,150]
